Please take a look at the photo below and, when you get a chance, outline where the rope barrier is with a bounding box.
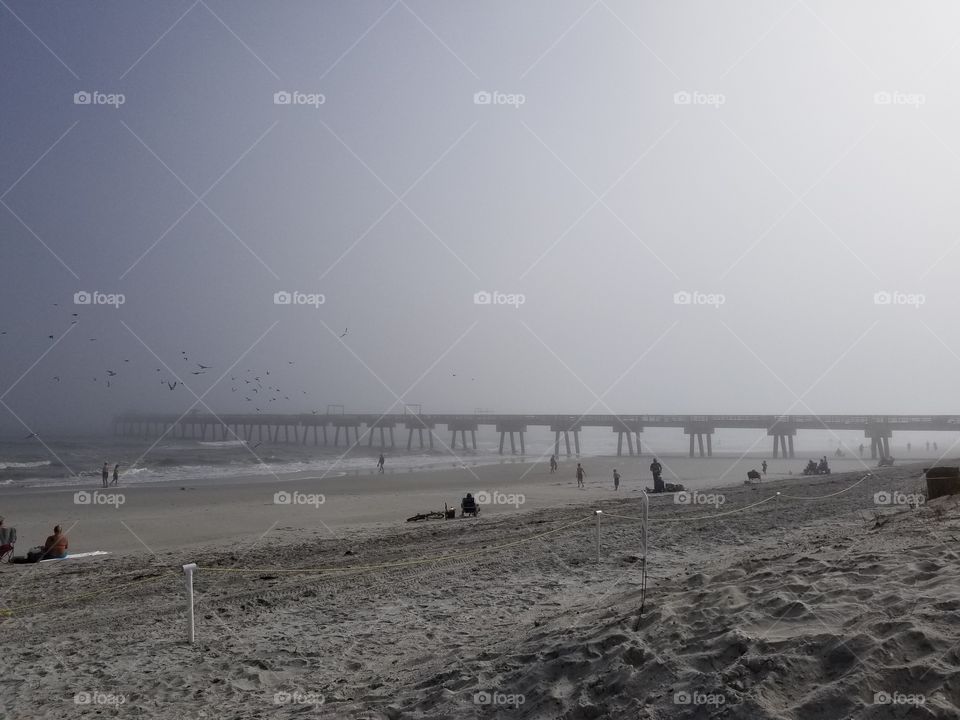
[604,494,778,523]
[0,570,175,616]
[0,472,887,621]
[778,472,871,500]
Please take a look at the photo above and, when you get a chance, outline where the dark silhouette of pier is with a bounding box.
[112,412,960,458]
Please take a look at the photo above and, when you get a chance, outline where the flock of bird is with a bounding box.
[7,308,478,417]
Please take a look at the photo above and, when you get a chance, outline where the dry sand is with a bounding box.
[1,460,958,719]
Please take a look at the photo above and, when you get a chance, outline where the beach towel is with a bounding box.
[39,551,109,562]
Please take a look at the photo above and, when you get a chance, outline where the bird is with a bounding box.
[106,370,117,377]
[197,364,211,369]
[23,432,39,440]
[52,376,60,382]
[167,381,178,391]
[48,335,54,339]
[340,328,348,338]
[191,371,206,375]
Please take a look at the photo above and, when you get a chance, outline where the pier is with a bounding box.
[112,413,960,458]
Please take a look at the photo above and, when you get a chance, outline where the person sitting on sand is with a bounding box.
[26,525,68,562]
[460,493,478,516]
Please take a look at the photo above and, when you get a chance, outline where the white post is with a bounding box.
[182,563,197,644]
[640,492,649,558]
[595,510,602,563]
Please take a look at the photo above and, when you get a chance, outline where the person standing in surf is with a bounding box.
[101,462,109,488]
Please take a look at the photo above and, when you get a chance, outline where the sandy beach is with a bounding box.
[1,458,957,719]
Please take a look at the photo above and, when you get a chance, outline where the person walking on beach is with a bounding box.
[111,463,120,486]
[549,454,558,473]
[761,460,768,475]
[650,458,664,493]
[575,463,585,488]
[377,453,385,473]
[101,462,109,488]
[613,468,620,491]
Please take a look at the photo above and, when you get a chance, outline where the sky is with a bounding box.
[3,0,960,436]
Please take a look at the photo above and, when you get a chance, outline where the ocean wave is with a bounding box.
[0,460,52,470]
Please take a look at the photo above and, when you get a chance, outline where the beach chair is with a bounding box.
[0,526,16,563]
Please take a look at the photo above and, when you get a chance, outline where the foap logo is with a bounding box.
[74,490,125,508]
[874,91,925,108]
[873,290,925,308]
[473,290,526,308]
[274,490,325,508]
[273,90,325,108]
[273,290,325,308]
[475,490,525,508]
[674,90,726,108]
[874,490,925,507]
[673,290,725,308]
[473,691,525,708]
[74,290,125,307]
[274,691,325,705]
[473,90,526,108]
[74,90,125,108]
[873,691,926,706]
[675,490,725,508]
[74,692,127,706]
[673,691,725,706]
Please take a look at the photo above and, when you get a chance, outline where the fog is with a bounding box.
[3,0,960,436]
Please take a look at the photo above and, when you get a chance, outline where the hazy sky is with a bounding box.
[3,0,960,434]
